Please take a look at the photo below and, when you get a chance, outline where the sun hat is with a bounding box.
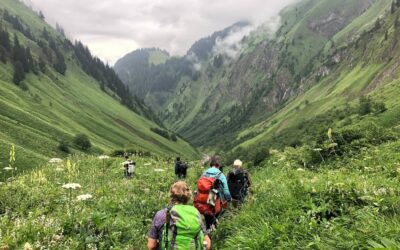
[233,159,243,167]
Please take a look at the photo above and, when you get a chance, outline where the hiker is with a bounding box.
[122,155,135,178]
[227,159,251,208]
[148,181,211,250]
[175,157,187,179]
[194,155,231,231]
[181,162,188,178]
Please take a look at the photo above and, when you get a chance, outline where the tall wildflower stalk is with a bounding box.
[9,144,16,179]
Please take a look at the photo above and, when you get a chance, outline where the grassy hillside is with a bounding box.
[120,0,389,151]
[215,140,400,248]
[236,1,400,151]
[0,0,198,178]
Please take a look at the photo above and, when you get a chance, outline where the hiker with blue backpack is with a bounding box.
[148,181,211,250]
[194,155,232,231]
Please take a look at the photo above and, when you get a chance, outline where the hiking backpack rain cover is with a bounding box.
[227,169,248,200]
[194,173,224,216]
[161,205,205,250]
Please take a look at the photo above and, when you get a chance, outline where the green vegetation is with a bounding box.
[214,140,400,249]
[0,155,204,249]
[73,134,92,151]
[0,0,198,178]
[2,0,400,248]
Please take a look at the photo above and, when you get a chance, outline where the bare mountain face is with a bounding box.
[115,0,392,150]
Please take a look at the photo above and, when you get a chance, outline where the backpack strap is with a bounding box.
[164,205,173,250]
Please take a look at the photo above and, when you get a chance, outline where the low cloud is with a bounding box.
[23,0,298,64]
[213,15,283,59]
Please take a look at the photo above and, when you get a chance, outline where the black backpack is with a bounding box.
[227,169,248,200]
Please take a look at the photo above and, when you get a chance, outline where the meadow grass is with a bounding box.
[0,154,204,249]
[214,140,400,249]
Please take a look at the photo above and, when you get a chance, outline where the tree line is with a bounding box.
[0,9,67,89]
[0,8,160,123]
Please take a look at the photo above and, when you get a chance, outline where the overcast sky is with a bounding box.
[23,0,297,65]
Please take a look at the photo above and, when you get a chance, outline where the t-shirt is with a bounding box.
[148,208,207,244]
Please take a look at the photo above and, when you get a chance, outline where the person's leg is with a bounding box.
[204,214,214,230]
[183,168,187,178]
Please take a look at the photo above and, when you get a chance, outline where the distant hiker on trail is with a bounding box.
[175,157,188,179]
[227,159,251,208]
[194,155,231,231]
[122,155,135,178]
[147,181,211,250]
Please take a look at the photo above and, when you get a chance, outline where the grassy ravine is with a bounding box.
[0,155,204,249]
[214,141,400,249]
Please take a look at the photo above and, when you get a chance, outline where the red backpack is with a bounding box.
[194,173,225,216]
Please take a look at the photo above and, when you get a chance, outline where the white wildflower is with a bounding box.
[153,168,165,172]
[23,242,33,250]
[98,155,110,160]
[76,194,93,201]
[49,158,63,164]
[62,183,81,189]
[374,188,387,196]
[313,148,322,152]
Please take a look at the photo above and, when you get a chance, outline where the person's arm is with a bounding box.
[147,210,164,250]
[147,238,158,250]
[204,235,211,250]
[219,174,232,201]
[246,172,252,188]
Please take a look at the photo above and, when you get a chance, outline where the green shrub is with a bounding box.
[73,133,91,151]
[57,139,70,153]
[110,149,125,157]
[358,96,372,115]
[253,147,270,166]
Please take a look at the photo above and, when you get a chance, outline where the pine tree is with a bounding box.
[54,50,67,75]
[38,10,45,20]
[39,57,46,73]
[0,27,11,50]
[56,23,65,37]
[25,47,34,71]
[13,61,25,84]
[42,28,49,40]
[391,1,396,14]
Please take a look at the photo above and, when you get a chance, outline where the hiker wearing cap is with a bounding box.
[227,159,252,207]
[194,155,231,231]
[148,181,211,250]
[122,155,135,178]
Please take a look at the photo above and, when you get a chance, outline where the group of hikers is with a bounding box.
[147,155,252,250]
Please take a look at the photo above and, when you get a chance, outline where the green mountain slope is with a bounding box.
[236,0,400,151]
[0,0,198,176]
[115,0,392,152]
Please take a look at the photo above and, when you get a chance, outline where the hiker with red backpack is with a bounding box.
[148,181,211,250]
[194,155,231,231]
[227,159,252,208]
